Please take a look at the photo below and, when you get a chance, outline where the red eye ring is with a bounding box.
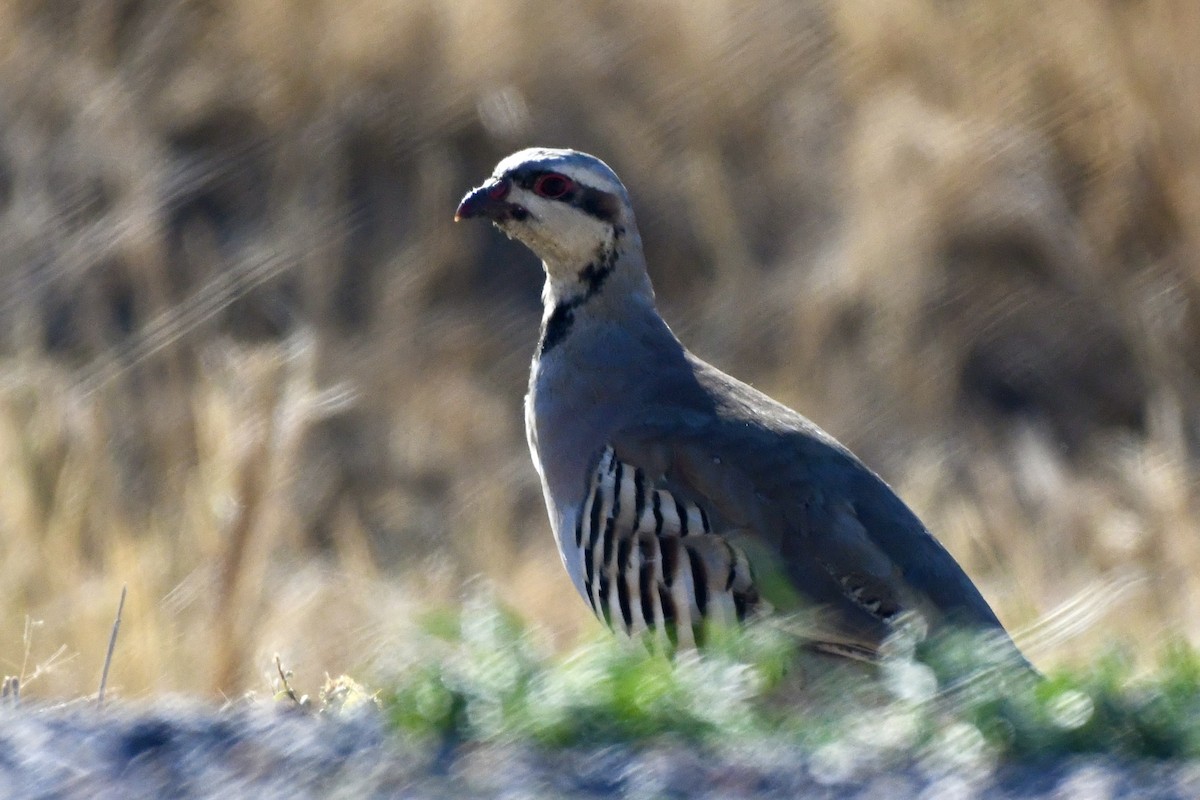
[533,173,573,199]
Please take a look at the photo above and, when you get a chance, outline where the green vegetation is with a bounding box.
[969,644,1200,760]
[382,596,791,745]
[376,596,1200,761]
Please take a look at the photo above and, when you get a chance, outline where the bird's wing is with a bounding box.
[571,433,931,656]
[595,398,1017,659]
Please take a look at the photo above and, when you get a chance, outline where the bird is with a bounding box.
[455,147,1032,670]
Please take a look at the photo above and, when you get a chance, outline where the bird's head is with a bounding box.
[455,148,637,278]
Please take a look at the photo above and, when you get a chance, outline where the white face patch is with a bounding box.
[497,186,616,278]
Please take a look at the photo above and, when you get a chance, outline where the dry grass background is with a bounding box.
[0,0,1198,698]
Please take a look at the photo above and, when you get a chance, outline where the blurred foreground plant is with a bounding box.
[377,593,1200,761]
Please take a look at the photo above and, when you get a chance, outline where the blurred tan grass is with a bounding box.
[0,0,1198,697]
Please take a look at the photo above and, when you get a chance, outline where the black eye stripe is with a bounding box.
[508,169,621,223]
[577,185,621,223]
[514,170,571,193]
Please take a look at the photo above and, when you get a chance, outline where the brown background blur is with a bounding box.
[1,0,1197,698]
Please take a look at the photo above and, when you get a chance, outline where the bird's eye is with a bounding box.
[533,173,573,199]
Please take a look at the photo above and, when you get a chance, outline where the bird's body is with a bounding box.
[457,148,1029,666]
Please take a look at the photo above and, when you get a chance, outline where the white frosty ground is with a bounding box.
[0,704,1197,799]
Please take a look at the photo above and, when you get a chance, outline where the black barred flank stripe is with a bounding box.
[675,497,689,536]
[584,544,595,596]
[734,593,748,622]
[722,541,737,591]
[661,536,679,588]
[604,461,623,567]
[614,460,624,527]
[632,468,646,528]
[616,580,633,632]
[597,573,612,626]
[584,484,603,596]
[698,506,711,533]
[587,582,600,616]
[574,512,584,548]
[638,538,655,629]
[588,483,604,551]
[652,491,664,535]
[583,553,598,614]
[616,538,633,630]
[686,546,709,617]
[658,585,678,648]
[583,533,597,612]
[601,516,617,568]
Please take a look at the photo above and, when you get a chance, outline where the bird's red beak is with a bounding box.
[454,178,512,222]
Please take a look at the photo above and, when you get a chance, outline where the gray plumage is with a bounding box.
[456,147,1030,667]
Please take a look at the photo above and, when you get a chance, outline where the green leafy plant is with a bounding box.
[378,595,1200,762]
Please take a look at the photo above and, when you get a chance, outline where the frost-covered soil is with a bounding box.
[2,704,1198,799]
